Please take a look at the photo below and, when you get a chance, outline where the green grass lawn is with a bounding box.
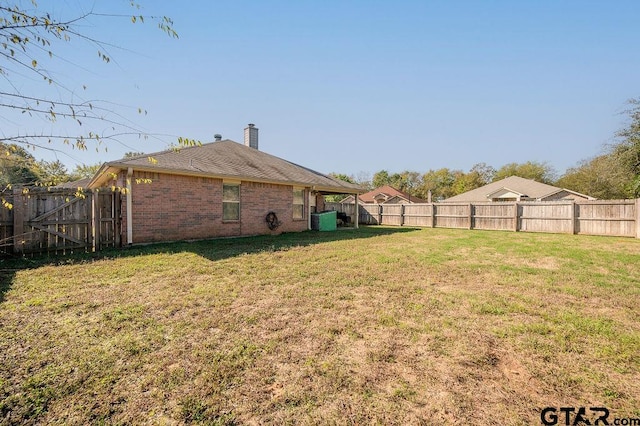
[0,227,638,425]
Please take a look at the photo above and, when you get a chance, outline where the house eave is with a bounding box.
[87,164,120,189]
[87,163,363,194]
[540,188,597,201]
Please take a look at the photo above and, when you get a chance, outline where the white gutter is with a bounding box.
[126,167,133,245]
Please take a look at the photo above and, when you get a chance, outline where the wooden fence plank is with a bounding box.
[28,224,86,245]
[0,194,13,253]
[327,199,640,239]
[637,198,640,239]
[4,187,120,255]
[12,187,24,253]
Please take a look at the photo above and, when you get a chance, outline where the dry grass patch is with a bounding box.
[0,227,638,425]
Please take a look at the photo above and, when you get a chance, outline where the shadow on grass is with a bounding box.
[0,226,420,303]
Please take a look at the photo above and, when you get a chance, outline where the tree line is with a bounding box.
[1,97,638,200]
[0,149,146,189]
[0,144,94,188]
[1,95,638,201]
[332,99,640,201]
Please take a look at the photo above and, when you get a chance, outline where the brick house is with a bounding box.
[87,125,363,245]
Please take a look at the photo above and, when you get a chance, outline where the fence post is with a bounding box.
[570,201,576,235]
[92,190,100,252]
[636,198,640,239]
[378,204,383,225]
[400,204,405,226]
[468,203,473,229]
[431,203,435,228]
[513,203,519,232]
[12,186,24,253]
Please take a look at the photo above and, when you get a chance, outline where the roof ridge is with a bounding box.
[116,139,236,164]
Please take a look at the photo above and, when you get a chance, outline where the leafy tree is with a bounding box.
[36,159,71,186]
[556,155,630,199]
[326,173,356,202]
[328,173,355,184]
[390,171,422,195]
[469,162,496,185]
[451,169,483,195]
[371,170,422,196]
[611,98,640,196]
[0,2,177,156]
[372,170,391,188]
[123,151,145,159]
[387,173,403,190]
[557,97,640,199]
[418,168,458,201]
[0,143,40,187]
[449,164,496,196]
[70,163,101,181]
[493,161,556,184]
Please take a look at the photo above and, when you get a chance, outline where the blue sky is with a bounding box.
[4,0,640,179]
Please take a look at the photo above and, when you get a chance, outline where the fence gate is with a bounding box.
[94,190,122,251]
[10,188,121,255]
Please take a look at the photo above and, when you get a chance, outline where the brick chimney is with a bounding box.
[244,123,258,149]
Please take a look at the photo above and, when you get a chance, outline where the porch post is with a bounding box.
[307,190,312,231]
[354,194,359,229]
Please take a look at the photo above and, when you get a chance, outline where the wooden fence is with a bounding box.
[0,187,121,255]
[326,199,640,238]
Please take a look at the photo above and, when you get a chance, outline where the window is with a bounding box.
[223,184,240,221]
[293,188,304,219]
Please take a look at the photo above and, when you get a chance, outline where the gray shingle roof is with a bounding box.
[90,140,363,193]
[444,176,571,202]
[55,178,91,189]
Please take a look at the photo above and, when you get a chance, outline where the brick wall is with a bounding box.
[118,171,308,244]
[240,181,308,235]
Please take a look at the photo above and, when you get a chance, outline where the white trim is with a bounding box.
[308,191,315,230]
[486,187,526,199]
[354,194,359,229]
[292,187,305,220]
[222,179,242,185]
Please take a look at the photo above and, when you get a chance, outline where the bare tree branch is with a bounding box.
[0,2,178,160]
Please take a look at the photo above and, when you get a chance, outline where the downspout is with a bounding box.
[126,167,133,245]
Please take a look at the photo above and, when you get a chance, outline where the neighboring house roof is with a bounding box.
[444,176,596,202]
[354,185,427,204]
[88,140,364,194]
[55,178,91,189]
